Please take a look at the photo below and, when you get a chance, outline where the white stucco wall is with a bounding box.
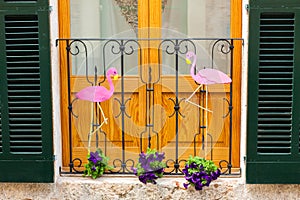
[49,0,62,181]
[240,0,249,183]
[2,1,300,199]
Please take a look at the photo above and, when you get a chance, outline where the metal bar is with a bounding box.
[65,40,73,173]
[228,39,234,174]
[120,40,126,173]
[56,37,244,42]
[175,40,179,173]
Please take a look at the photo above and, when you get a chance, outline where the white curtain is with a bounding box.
[161,0,231,75]
[70,0,231,76]
[70,0,137,76]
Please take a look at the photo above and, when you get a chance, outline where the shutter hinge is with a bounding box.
[37,6,52,12]
[245,4,249,12]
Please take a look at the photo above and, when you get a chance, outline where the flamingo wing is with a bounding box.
[199,68,232,85]
[94,86,112,102]
[76,86,112,102]
[76,86,98,102]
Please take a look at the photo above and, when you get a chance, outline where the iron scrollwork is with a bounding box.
[56,37,243,176]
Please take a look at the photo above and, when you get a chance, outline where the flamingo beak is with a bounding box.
[186,58,191,64]
[113,74,119,80]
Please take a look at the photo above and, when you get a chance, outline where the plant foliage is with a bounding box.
[132,148,166,184]
[183,156,221,190]
[83,149,113,179]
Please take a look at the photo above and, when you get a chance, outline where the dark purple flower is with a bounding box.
[183,182,190,189]
[132,167,138,175]
[195,181,203,190]
[155,152,165,162]
[138,172,158,184]
[138,174,148,184]
[155,168,164,174]
[191,173,200,183]
[199,165,204,171]
[182,167,189,176]
[203,175,212,186]
[140,153,156,172]
[190,162,198,169]
[139,152,146,159]
[91,166,96,171]
[216,169,221,176]
[211,169,221,180]
[88,151,102,164]
[185,175,193,182]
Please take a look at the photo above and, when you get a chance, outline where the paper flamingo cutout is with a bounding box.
[185,51,232,112]
[76,67,118,152]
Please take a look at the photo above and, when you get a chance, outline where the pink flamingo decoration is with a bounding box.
[76,67,118,152]
[185,51,232,112]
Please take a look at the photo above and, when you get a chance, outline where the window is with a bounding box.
[58,0,242,175]
[247,0,300,183]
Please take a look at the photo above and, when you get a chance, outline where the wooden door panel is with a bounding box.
[70,75,232,168]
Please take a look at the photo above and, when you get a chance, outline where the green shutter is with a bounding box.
[0,0,53,182]
[247,0,300,184]
[0,102,2,153]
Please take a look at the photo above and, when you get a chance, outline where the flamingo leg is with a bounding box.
[88,102,95,154]
[204,85,208,154]
[97,102,108,124]
[185,84,213,113]
[185,84,202,101]
[87,103,108,153]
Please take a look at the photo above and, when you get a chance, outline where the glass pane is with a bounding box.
[70,0,137,76]
[162,0,231,75]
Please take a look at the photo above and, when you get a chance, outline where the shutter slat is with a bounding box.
[6,44,39,47]
[11,141,42,144]
[10,134,42,138]
[10,118,41,122]
[7,61,39,64]
[259,72,293,75]
[258,131,291,134]
[5,15,43,154]
[259,101,292,104]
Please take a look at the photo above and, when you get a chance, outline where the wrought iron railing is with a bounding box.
[56,37,243,176]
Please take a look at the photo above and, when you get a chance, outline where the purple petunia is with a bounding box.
[88,151,102,164]
[83,149,112,179]
[134,148,166,184]
[211,169,221,180]
[190,162,198,169]
[195,181,203,190]
[183,157,220,190]
[183,182,190,189]
[140,153,155,172]
[182,167,189,176]
[155,151,165,162]
[138,172,159,184]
